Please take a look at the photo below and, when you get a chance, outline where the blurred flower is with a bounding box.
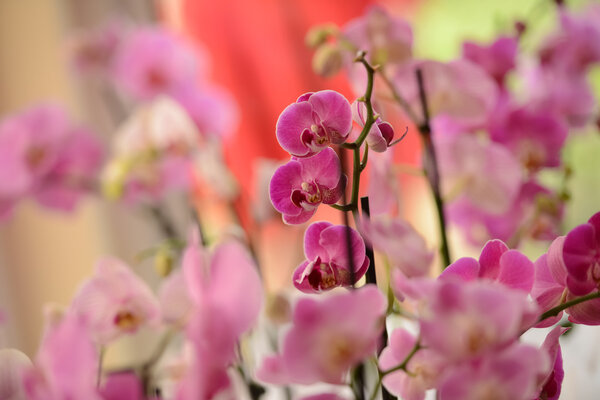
[276,91,352,157]
[0,349,32,400]
[563,211,600,296]
[70,21,125,76]
[23,313,100,400]
[269,147,346,224]
[293,221,369,292]
[0,104,103,219]
[536,326,568,400]
[111,27,203,101]
[70,257,160,344]
[256,285,386,385]
[462,36,518,87]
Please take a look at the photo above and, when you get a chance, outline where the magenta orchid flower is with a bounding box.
[111,27,202,101]
[23,314,101,400]
[532,237,568,327]
[440,239,535,293]
[535,326,568,400]
[70,258,160,344]
[462,36,518,87]
[276,90,352,157]
[488,104,567,172]
[269,147,346,224]
[563,211,600,296]
[256,285,385,385]
[351,100,395,152]
[293,221,369,292]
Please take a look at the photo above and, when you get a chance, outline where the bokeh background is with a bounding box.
[1,0,600,397]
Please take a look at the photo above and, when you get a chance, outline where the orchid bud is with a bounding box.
[312,43,344,78]
[305,23,338,48]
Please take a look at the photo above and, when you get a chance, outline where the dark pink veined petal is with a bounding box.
[320,225,367,277]
[440,257,479,282]
[532,254,565,328]
[588,211,600,247]
[304,221,333,261]
[563,223,596,283]
[547,236,568,286]
[566,292,600,325]
[296,92,314,102]
[478,239,508,280]
[276,101,315,157]
[282,208,316,225]
[319,174,346,205]
[497,250,534,292]
[566,275,596,296]
[308,90,352,143]
[298,147,342,189]
[269,160,304,216]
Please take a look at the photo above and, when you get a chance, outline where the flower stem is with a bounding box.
[539,291,600,322]
[368,341,421,400]
[415,69,451,268]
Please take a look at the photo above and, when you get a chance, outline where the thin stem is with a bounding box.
[97,346,104,387]
[539,291,600,322]
[141,330,175,395]
[415,69,451,268]
[378,69,421,125]
[148,205,179,240]
[368,341,421,400]
[360,145,369,172]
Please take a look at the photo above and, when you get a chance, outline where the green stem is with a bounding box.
[368,341,421,400]
[539,291,600,322]
[360,145,369,172]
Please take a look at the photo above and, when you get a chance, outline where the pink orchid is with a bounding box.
[343,5,412,68]
[535,326,568,400]
[418,280,539,362]
[167,230,262,399]
[488,104,567,172]
[102,97,198,202]
[359,215,433,278]
[351,100,395,152]
[70,21,124,76]
[23,313,101,400]
[70,257,160,344]
[462,36,518,87]
[100,372,147,400]
[440,239,535,292]
[0,104,103,219]
[563,211,600,296]
[393,59,498,130]
[539,5,600,75]
[276,90,352,157]
[256,285,386,385]
[380,328,446,400]
[269,147,346,224]
[293,221,369,292]
[447,180,564,246]
[366,150,398,215]
[300,394,349,400]
[111,27,203,101]
[532,237,568,327]
[436,132,522,215]
[0,349,32,400]
[437,342,548,400]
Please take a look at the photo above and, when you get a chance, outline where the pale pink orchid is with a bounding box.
[256,285,386,385]
[0,104,103,219]
[366,150,398,215]
[276,91,352,157]
[417,280,539,362]
[436,132,522,215]
[70,257,160,344]
[293,221,369,292]
[70,21,125,76]
[440,239,535,293]
[102,96,198,202]
[351,100,395,152]
[165,230,262,400]
[393,59,498,130]
[111,27,203,101]
[269,147,346,224]
[359,215,433,278]
[437,342,548,400]
[380,328,446,400]
[462,36,518,87]
[0,349,32,400]
[23,313,101,400]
